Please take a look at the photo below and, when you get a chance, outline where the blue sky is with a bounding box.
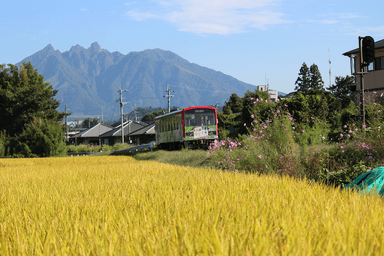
[1,0,383,94]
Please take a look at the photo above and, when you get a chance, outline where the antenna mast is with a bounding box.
[329,48,332,87]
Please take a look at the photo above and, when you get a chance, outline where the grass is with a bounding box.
[1,156,384,255]
[133,148,216,168]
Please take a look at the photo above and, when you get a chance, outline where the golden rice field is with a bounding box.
[0,156,384,255]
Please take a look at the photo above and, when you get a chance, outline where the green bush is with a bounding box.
[3,118,66,158]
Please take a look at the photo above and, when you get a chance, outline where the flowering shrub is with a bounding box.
[209,100,300,176]
[209,91,384,187]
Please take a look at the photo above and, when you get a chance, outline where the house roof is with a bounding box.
[343,39,384,56]
[71,123,113,138]
[280,91,296,98]
[100,120,147,137]
[129,124,156,136]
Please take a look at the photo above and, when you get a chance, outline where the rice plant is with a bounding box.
[0,156,383,255]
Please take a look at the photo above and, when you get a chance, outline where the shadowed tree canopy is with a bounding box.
[327,75,356,109]
[0,62,65,136]
[223,93,243,114]
[141,110,167,122]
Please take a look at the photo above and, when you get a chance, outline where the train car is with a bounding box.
[155,106,218,149]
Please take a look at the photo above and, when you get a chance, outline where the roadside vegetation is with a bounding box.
[133,148,215,168]
[67,143,131,153]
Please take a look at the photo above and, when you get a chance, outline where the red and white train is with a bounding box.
[155,106,218,149]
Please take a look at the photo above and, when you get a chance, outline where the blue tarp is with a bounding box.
[341,166,384,196]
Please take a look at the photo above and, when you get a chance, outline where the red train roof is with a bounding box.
[155,106,216,120]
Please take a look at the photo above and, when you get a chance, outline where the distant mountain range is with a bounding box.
[17,42,284,117]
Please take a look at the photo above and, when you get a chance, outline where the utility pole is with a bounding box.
[98,116,101,146]
[117,88,128,144]
[101,106,104,123]
[163,84,174,113]
[134,104,139,122]
[65,104,68,143]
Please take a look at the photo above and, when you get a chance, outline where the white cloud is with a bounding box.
[127,10,156,21]
[346,26,384,37]
[307,12,360,25]
[126,0,289,34]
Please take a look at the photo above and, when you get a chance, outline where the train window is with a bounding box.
[167,119,170,131]
[185,109,216,126]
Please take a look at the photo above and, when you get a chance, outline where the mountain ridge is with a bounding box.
[17,42,279,117]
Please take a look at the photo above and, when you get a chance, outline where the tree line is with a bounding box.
[0,62,66,157]
[218,62,358,140]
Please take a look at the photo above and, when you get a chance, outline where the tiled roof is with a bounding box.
[71,123,112,138]
[343,39,384,56]
[100,121,147,137]
[129,124,155,135]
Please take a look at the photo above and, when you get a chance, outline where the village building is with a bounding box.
[343,38,384,100]
[257,84,278,100]
[69,123,112,145]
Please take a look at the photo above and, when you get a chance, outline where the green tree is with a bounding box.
[295,63,310,95]
[223,93,243,114]
[0,62,64,136]
[81,118,99,128]
[309,64,325,95]
[0,62,65,157]
[141,110,167,122]
[327,75,356,109]
[4,117,67,157]
[295,63,324,95]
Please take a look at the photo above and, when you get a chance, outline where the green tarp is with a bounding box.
[341,166,384,196]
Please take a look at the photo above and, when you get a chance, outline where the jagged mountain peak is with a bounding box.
[88,41,101,53]
[43,43,54,50]
[17,42,258,116]
[68,44,85,53]
[41,44,60,54]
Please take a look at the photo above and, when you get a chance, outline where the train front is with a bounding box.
[183,107,218,148]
